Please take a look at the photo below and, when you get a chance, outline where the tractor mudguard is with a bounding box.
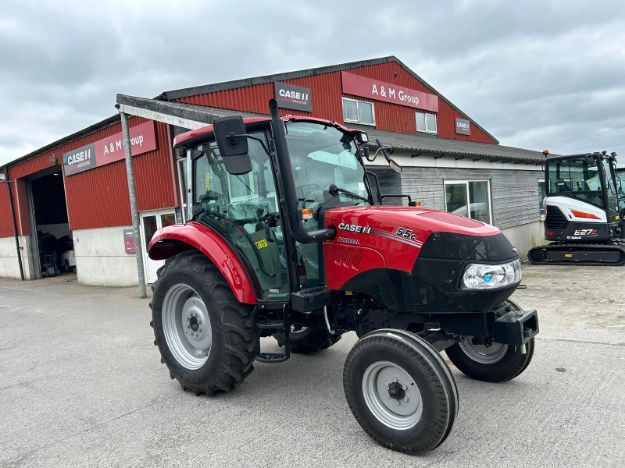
[148,221,258,304]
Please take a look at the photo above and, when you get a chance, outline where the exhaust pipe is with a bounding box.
[268,99,335,243]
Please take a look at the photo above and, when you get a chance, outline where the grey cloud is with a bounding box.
[1,0,625,165]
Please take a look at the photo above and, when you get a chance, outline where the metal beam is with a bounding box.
[116,103,206,130]
[115,94,242,129]
[119,111,147,298]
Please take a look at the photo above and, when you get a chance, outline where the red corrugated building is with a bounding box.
[0,56,546,285]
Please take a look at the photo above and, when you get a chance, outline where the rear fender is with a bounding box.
[148,221,258,304]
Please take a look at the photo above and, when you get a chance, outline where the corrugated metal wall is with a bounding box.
[64,119,177,230]
[0,117,177,237]
[0,183,13,237]
[0,59,497,240]
[0,172,31,237]
[177,61,496,144]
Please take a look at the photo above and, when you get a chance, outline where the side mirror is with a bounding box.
[388,158,402,173]
[213,115,252,175]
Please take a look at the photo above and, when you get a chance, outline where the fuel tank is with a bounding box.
[323,206,519,313]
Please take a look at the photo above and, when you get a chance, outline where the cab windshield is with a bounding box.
[285,121,370,208]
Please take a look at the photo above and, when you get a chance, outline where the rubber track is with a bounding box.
[528,241,625,266]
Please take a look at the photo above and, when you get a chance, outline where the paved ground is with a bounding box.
[1,265,624,467]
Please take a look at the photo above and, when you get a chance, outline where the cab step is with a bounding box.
[254,304,290,363]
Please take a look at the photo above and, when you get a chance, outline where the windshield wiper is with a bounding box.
[329,184,369,203]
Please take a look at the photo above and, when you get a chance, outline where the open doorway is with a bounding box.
[28,169,74,278]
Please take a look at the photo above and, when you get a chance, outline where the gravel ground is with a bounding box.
[0,264,624,467]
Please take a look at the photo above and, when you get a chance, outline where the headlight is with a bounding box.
[462,259,522,289]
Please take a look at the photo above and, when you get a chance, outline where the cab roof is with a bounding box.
[173,115,362,149]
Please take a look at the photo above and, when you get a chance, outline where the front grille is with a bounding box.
[545,206,568,229]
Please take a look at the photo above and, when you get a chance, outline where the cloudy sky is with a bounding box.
[1,0,625,165]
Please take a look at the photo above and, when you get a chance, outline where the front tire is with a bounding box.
[343,329,458,455]
[445,338,535,383]
[151,251,256,395]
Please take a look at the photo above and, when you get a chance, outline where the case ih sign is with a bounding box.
[341,71,439,113]
[455,118,471,135]
[274,81,312,112]
[63,121,157,176]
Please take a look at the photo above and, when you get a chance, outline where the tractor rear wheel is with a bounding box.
[151,251,256,395]
[343,329,458,455]
[274,325,340,354]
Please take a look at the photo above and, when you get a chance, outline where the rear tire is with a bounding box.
[151,251,256,395]
[343,329,458,455]
[274,325,340,354]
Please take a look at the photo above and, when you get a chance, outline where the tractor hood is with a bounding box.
[323,205,520,313]
[324,205,515,274]
[325,205,500,240]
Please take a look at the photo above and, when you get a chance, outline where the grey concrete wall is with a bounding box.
[73,226,138,286]
[0,235,34,279]
[398,166,544,230]
[501,221,544,260]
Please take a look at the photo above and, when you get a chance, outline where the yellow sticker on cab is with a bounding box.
[255,239,268,250]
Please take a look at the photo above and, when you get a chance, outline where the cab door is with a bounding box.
[190,134,289,300]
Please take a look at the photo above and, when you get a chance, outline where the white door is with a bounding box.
[140,210,176,284]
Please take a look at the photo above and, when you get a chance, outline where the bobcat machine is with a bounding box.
[528,151,625,265]
[148,99,539,454]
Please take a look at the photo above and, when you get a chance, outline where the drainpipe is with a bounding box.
[119,112,147,298]
[1,168,25,280]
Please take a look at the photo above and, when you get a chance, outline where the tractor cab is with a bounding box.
[173,115,380,300]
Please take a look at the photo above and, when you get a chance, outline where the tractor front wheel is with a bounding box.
[343,329,458,455]
[445,337,535,383]
[151,251,256,395]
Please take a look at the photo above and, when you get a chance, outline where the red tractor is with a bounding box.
[148,100,538,454]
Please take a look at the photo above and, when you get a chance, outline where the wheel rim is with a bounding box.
[458,337,507,364]
[361,361,423,430]
[162,283,212,370]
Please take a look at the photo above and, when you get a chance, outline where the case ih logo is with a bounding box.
[274,82,312,112]
[455,118,471,135]
[338,223,372,234]
[63,121,157,176]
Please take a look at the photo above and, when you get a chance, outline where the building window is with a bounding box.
[342,97,375,126]
[416,111,437,134]
[444,180,493,224]
[538,180,546,215]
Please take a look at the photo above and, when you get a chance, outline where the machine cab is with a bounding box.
[175,117,371,301]
[545,152,622,223]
